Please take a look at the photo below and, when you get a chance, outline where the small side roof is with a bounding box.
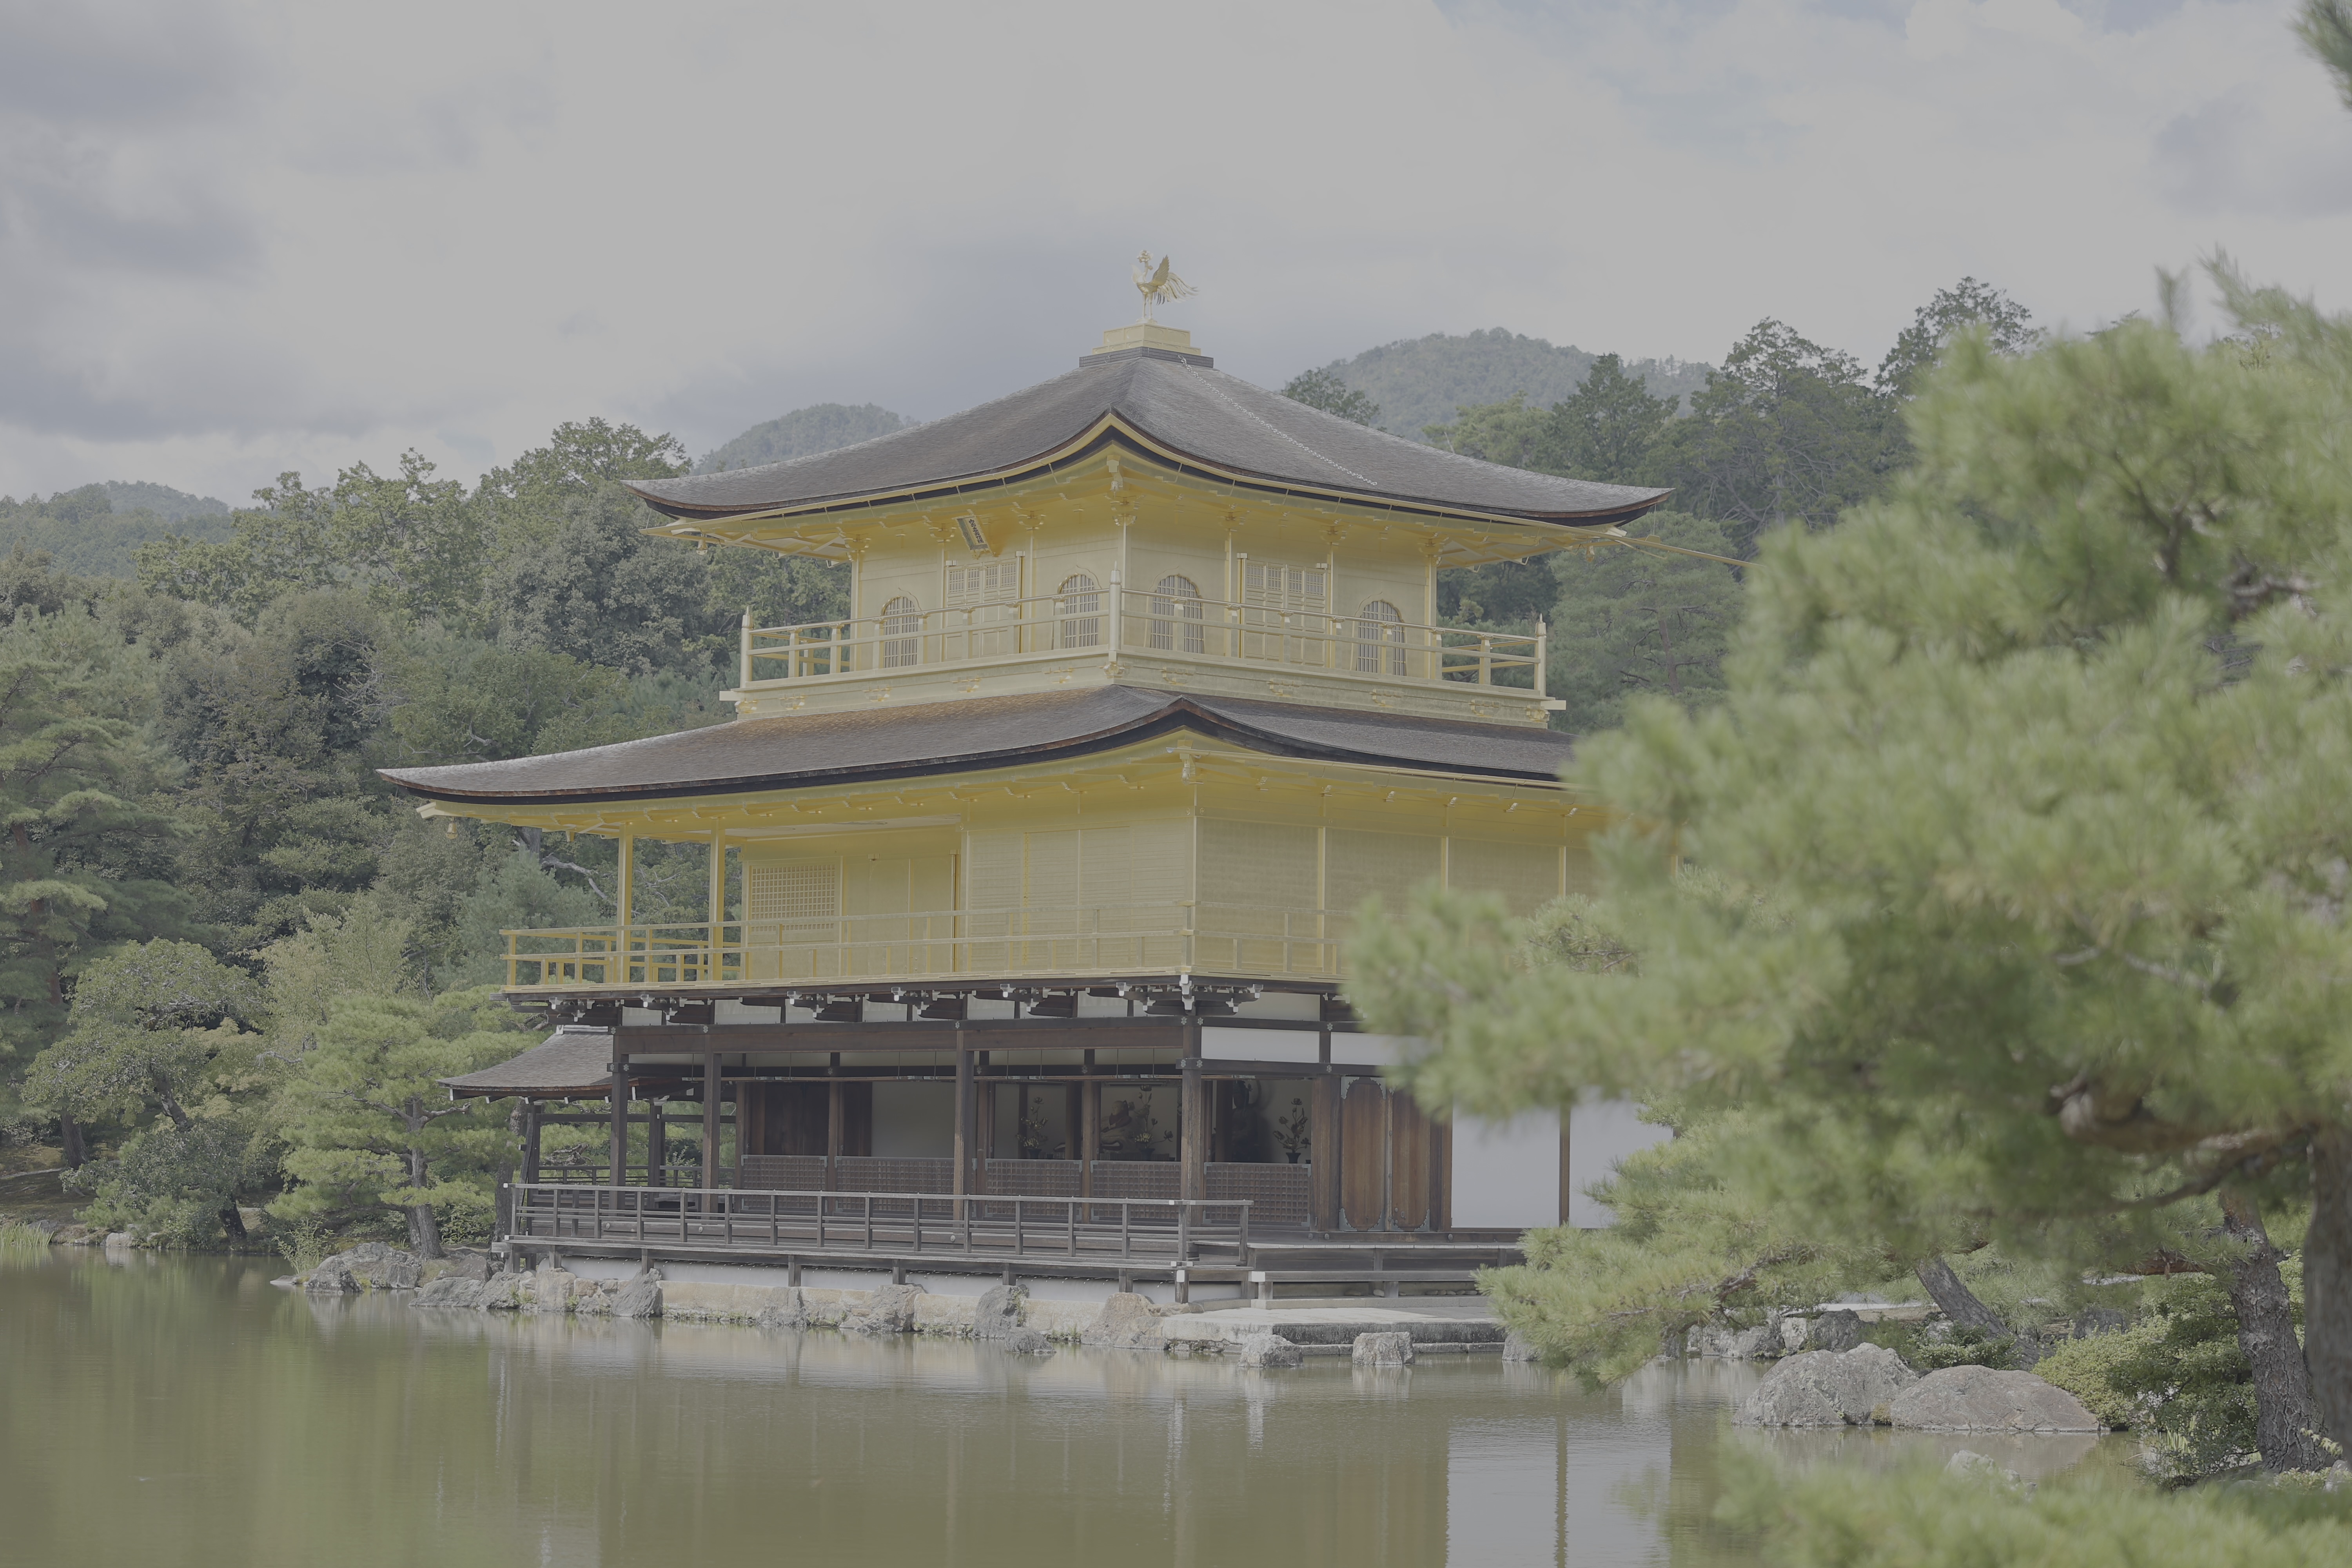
[441,1026,614,1098]
[626,354,1669,529]
[379,688,1577,806]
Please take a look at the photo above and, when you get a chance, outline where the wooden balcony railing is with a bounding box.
[737,584,1544,693]
[506,1182,1253,1266]
[503,902,1348,991]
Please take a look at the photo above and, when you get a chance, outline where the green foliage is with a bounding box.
[489,485,724,677]
[1717,1448,2352,1566]
[272,986,526,1250]
[1877,276,2037,399]
[23,940,261,1128]
[66,1116,276,1247]
[2300,0,2352,108]
[695,403,906,473]
[1649,319,1900,551]
[0,1221,47,1254]
[1279,369,1381,426]
[0,605,189,1064]
[1422,357,1677,485]
[1547,512,1743,734]
[1865,1319,2019,1373]
[436,850,604,991]
[0,485,232,579]
[2037,1272,2294,1476]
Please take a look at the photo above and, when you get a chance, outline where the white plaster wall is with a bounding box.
[871,1081,955,1158]
[1568,1099,1673,1229]
[1449,1110,1560,1230]
[1201,1026,1321,1063]
[1447,1100,1674,1230]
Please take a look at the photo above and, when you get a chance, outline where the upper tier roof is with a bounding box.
[379,688,1578,806]
[627,351,1670,528]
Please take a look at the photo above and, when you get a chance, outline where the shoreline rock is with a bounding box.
[1737,1345,1917,1427]
[1885,1365,2103,1433]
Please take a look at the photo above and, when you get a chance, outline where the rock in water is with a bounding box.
[842,1282,925,1334]
[1080,1293,1167,1351]
[1352,1332,1414,1368]
[1501,1331,1539,1363]
[1737,1345,1917,1427]
[305,1257,359,1294]
[974,1283,1026,1339]
[413,1276,486,1309]
[755,1287,809,1329]
[1885,1365,2103,1432]
[1241,1332,1304,1368]
[1809,1310,1864,1353]
[1000,1325,1056,1355]
[610,1272,663,1320]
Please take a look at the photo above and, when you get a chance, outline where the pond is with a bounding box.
[0,1250,2116,1567]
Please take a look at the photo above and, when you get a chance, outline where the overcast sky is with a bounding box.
[3,0,2345,505]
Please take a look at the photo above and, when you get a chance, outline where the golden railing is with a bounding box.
[738,586,1544,692]
[503,903,1351,991]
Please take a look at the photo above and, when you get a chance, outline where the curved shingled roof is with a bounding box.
[628,352,1669,528]
[379,688,1577,806]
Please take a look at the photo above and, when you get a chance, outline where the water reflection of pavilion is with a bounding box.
[395,315,1671,1301]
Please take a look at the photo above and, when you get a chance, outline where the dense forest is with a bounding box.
[1287,278,2036,735]
[1305,328,1712,438]
[0,282,2028,1252]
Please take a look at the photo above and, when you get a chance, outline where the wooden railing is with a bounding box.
[504,901,1346,990]
[739,585,1544,693]
[507,1183,1252,1265]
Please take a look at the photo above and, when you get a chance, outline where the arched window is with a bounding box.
[1147,574,1205,654]
[1355,599,1406,676]
[1057,573,1102,649]
[880,595,921,668]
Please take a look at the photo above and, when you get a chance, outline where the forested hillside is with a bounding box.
[1281,279,2037,737]
[1305,329,1711,440]
[0,419,852,1250]
[0,483,234,578]
[697,402,908,472]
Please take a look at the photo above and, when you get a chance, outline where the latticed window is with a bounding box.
[1057,573,1102,649]
[747,861,840,926]
[1239,559,1327,662]
[946,561,1019,657]
[1354,599,1406,676]
[1147,574,1205,653]
[879,595,921,668]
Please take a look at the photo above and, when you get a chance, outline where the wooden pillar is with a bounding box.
[608,1054,628,1187]
[706,832,726,980]
[701,1053,720,1191]
[1310,1070,1341,1233]
[952,1029,971,1201]
[1080,1051,1100,1199]
[647,1103,666,1188]
[1063,1082,1082,1166]
[1180,1020,1206,1203]
[827,1076,844,1190]
[974,1067,996,1194]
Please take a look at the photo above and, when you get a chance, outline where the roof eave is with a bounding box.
[627,415,1671,534]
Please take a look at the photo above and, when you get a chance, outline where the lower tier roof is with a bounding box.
[379,688,1577,806]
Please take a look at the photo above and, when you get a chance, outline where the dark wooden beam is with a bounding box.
[608,1053,627,1187]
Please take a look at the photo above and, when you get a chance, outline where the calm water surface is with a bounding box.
[0,1250,1784,1567]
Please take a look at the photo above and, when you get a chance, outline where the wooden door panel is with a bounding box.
[1341,1078,1387,1230]
[1389,1090,1429,1231]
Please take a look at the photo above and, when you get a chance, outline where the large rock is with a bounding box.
[1808,1310,1864,1353]
[1241,1332,1304,1369]
[309,1243,422,1291]
[1352,1332,1414,1368]
[610,1272,663,1320]
[1737,1345,1918,1427]
[974,1283,1026,1339]
[1080,1293,1167,1351]
[841,1282,925,1334]
[1886,1365,2103,1433]
[412,1275,487,1309]
[1687,1322,1778,1359]
[756,1287,809,1330]
[999,1325,1056,1355]
[1501,1331,1539,1363]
